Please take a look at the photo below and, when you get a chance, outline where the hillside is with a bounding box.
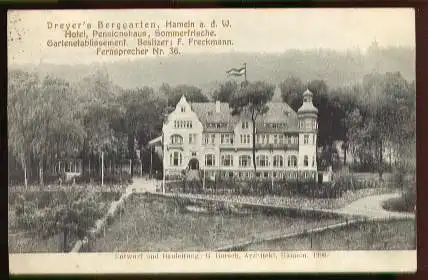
[10,46,415,94]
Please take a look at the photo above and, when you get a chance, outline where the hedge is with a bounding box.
[165,173,380,199]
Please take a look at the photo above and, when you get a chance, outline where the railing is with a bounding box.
[167,143,184,150]
[255,143,299,150]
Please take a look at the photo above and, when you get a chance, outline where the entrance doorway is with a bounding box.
[188,158,199,170]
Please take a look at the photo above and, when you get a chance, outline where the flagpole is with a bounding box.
[244,62,247,83]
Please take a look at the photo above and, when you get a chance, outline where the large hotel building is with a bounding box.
[161,89,318,181]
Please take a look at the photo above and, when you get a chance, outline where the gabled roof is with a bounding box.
[190,102,237,132]
[190,101,299,132]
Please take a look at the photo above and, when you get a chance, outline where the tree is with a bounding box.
[29,75,85,185]
[279,76,305,111]
[162,84,209,105]
[212,80,239,102]
[230,81,275,175]
[307,80,328,97]
[82,103,118,176]
[117,87,166,176]
[78,70,119,178]
[360,72,415,178]
[40,191,103,252]
[8,70,39,187]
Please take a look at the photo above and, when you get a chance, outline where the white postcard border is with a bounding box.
[10,251,417,274]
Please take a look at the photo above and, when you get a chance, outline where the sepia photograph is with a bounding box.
[8,8,416,274]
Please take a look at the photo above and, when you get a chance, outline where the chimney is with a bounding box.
[215,100,220,113]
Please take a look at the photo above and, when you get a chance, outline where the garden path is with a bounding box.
[335,193,415,219]
[126,179,415,220]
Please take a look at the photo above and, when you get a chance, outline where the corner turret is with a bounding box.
[298,89,318,116]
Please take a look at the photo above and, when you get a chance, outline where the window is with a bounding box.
[170,152,182,166]
[299,120,304,129]
[205,154,215,166]
[305,120,311,129]
[181,106,185,112]
[257,134,269,144]
[273,135,278,144]
[288,155,297,167]
[264,172,269,178]
[273,155,284,167]
[173,120,191,129]
[287,135,298,144]
[211,134,215,144]
[204,135,209,144]
[304,134,309,144]
[313,120,317,129]
[241,134,250,144]
[210,122,228,128]
[191,152,197,157]
[221,154,233,166]
[239,155,251,167]
[188,133,196,144]
[242,121,249,129]
[304,155,309,167]
[279,134,284,144]
[170,134,183,144]
[221,134,233,144]
[256,155,269,167]
[313,134,315,144]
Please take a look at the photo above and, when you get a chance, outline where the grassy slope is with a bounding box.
[92,195,342,252]
[246,219,416,251]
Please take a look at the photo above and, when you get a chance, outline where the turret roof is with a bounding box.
[298,89,318,114]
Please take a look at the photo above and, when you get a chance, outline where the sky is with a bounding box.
[8,8,415,65]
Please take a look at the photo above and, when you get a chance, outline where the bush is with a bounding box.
[166,177,353,199]
[383,187,416,213]
[349,162,392,173]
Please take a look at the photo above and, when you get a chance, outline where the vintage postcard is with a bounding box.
[8,8,416,274]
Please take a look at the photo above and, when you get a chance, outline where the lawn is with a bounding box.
[91,194,343,252]
[245,218,416,251]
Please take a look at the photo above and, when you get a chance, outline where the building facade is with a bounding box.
[162,89,318,181]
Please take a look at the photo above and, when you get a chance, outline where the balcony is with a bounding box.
[167,143,184,150]
[255,143,299,150]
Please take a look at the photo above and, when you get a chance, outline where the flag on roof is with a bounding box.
[226,64,246,77]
